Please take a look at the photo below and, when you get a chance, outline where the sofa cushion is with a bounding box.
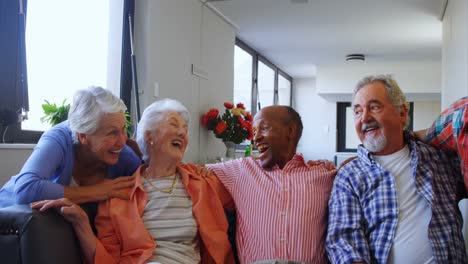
[0,204,82,264]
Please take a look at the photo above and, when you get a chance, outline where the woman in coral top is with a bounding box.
[32,98,235,264]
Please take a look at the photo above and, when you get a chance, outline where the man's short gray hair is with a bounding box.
[68,86,127,143]
[135,98,190,163]
[352,74,410,129]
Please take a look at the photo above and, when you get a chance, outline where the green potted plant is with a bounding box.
[41,99,70,126]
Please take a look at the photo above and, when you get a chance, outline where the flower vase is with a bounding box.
[224,141,237,160]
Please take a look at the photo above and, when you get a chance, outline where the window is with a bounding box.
[278,72,291,105]
[336,102,414,152]
[233,45,253,112]
[23,0,116,131]
[0,0,135,143]
[257,60,275,108]
[233,38,292,116]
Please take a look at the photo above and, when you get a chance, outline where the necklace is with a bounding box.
[142,169,178,194]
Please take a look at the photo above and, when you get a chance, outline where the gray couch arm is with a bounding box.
[0,204,82,264]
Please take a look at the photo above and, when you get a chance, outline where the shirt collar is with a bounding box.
[131,165,145,196]
[262,153,306,171]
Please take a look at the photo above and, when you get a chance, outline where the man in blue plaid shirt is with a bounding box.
[326,75,467,264]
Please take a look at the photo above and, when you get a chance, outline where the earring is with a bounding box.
[149,141,154,146]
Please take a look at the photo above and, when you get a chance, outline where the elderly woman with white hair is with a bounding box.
[0,86,141,208]
[32,98,235,264]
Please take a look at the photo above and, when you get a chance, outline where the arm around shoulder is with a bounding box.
[205,159,243,193]
[196,164,234,211]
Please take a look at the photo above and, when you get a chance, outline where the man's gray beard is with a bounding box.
[363,132,387,153]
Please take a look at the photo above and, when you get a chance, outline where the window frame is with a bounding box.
[0,0,41,143]
[257,55,277,109]
[278,69,292,106]
[234,39,256,113]
[234,38,293,116]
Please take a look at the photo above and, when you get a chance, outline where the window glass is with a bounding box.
[233,46,253,112]
[257,60,274,108]
[278,74,291,106]
[23,0,114,131]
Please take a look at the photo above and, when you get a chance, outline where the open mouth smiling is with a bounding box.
[109,149,122,154]
[256,143,269,154]
[171,139,184,149]
[361,122,381,134]
[363,127,379,133]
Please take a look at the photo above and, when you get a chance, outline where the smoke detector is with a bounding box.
[346,54,365,62]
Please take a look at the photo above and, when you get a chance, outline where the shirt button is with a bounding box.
[281,211,286,216]
[284,188,289,192]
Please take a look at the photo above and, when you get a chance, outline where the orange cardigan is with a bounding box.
[94,164,235,264]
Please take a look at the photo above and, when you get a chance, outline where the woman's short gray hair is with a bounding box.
[68,86,127,143]
[353,74,410,129]
[136,98,190,163]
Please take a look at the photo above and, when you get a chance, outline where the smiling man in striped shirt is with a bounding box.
[207,105,337,264]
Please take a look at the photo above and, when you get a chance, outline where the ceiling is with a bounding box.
[211,0,446,78]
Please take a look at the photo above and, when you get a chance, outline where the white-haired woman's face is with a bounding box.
[79,112,127,165]
[149,111,188,163]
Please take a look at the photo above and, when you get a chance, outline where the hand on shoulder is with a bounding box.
[307,159,337,171]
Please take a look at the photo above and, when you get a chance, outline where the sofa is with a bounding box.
[0,204,82,264]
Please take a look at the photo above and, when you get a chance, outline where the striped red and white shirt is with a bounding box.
[207,154,336,264]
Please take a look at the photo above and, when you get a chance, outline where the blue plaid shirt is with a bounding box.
[326,132,467,264]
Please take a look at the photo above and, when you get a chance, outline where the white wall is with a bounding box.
[442,0,468,108]
[442,0,468,253]
[0,145,33,186]
[134,0,236,163]
[294,78,336,161]
[316,60,441,102]
[198,6,236,162]
[413,101,441,130]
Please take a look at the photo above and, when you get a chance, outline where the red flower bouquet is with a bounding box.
[202,102,253,144]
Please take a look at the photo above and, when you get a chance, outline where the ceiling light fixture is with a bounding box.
[346,54,365,62]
